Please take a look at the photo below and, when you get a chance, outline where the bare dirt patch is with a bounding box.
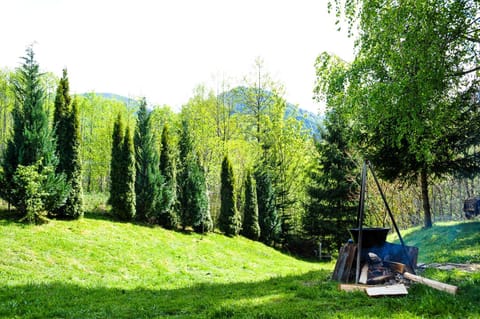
[419,263,480,273]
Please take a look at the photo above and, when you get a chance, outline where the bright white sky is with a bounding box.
[1,0,354,113]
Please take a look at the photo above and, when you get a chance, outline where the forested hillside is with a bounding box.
[1,1,480,255]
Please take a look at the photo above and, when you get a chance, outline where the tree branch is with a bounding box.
[452,65,480,77]
[463,35,480,43]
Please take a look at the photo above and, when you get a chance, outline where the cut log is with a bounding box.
[366,284,408,297]
[403,272,458,295]
[386,261,458,294]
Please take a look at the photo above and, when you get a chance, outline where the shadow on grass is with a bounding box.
[0,270,479,319]
[0,208,26,226]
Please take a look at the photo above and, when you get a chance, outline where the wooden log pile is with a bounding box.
[333,242,458,297]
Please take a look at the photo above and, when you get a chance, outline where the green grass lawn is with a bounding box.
[390,220,480,264]
[0,203,479,318]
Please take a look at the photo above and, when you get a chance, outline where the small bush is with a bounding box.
[12,162,69,224]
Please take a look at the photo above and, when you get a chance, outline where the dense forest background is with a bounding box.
[0,39,478,255]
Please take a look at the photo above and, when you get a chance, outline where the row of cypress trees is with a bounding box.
[0,47,83,222]
[108,104,270,240]
[0,47,279,244]
[109,100,181,228]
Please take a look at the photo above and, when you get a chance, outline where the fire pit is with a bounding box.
[349,227,390,248]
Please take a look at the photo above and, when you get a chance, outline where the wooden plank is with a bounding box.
[332,243,357,282]
[342,243,357,282]
[339,284,368,293]
[358,264,368,284]
[332,245,348,281]
[366,284,408,297]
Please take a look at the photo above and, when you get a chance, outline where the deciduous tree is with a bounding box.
[327,0,480,227]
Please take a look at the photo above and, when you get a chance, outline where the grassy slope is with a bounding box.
[389,220,480,264]
[0,212,479,318]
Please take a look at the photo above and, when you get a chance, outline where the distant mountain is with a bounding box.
[218,86,322,136]
[79,92,140,108]
[80,90,323,135]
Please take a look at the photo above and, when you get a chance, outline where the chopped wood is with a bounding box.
[339,283,368,292]
[332,243,357,282]
[403,272,458,295]
[359,264,369,284]
[385,261,414,274]
[366,284,408,297]
[367,274,394,285]
[385,261,458,294]
[385,261,406,273]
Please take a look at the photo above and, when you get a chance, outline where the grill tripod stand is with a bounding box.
[355,161,416,284]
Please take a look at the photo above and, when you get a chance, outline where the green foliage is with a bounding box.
[52,70,83,219]
[0,69,15,157]
[178,119,194,228]
[219,155,241,236]
[241,170,260,240]
[108,114,124,208]
[0,46,68,220]
[109,115,136,220]
[304,110,359,253]
[61,98,83,219]
[118,126,136,221]
[157,124,178,229]
[180,89,227,223]
[53,69,72,174]
[190,159,213,234]
[12,161,69,224]
[254,166,279,245]
[234,61,314,245]
[326,0,480,228]
[178,119,212,233]
[134,98,161,222]
[12,163,48,223]
[77,94,134,193]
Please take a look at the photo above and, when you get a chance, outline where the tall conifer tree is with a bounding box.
[219,155,241,236]
[157,124,178,229]
[109,114,124,210]
[177,119,212,233]
[178,120,194,229]
[0,46,68,221]
[254,166,279,245]
[113,125,136,220]
[241,170,260,240]
[134,98,161,222]
[53,69,83,219]
[190,158,213,234]
[304,110,358,253]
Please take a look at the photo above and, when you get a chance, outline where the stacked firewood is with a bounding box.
[336,250,458,296]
